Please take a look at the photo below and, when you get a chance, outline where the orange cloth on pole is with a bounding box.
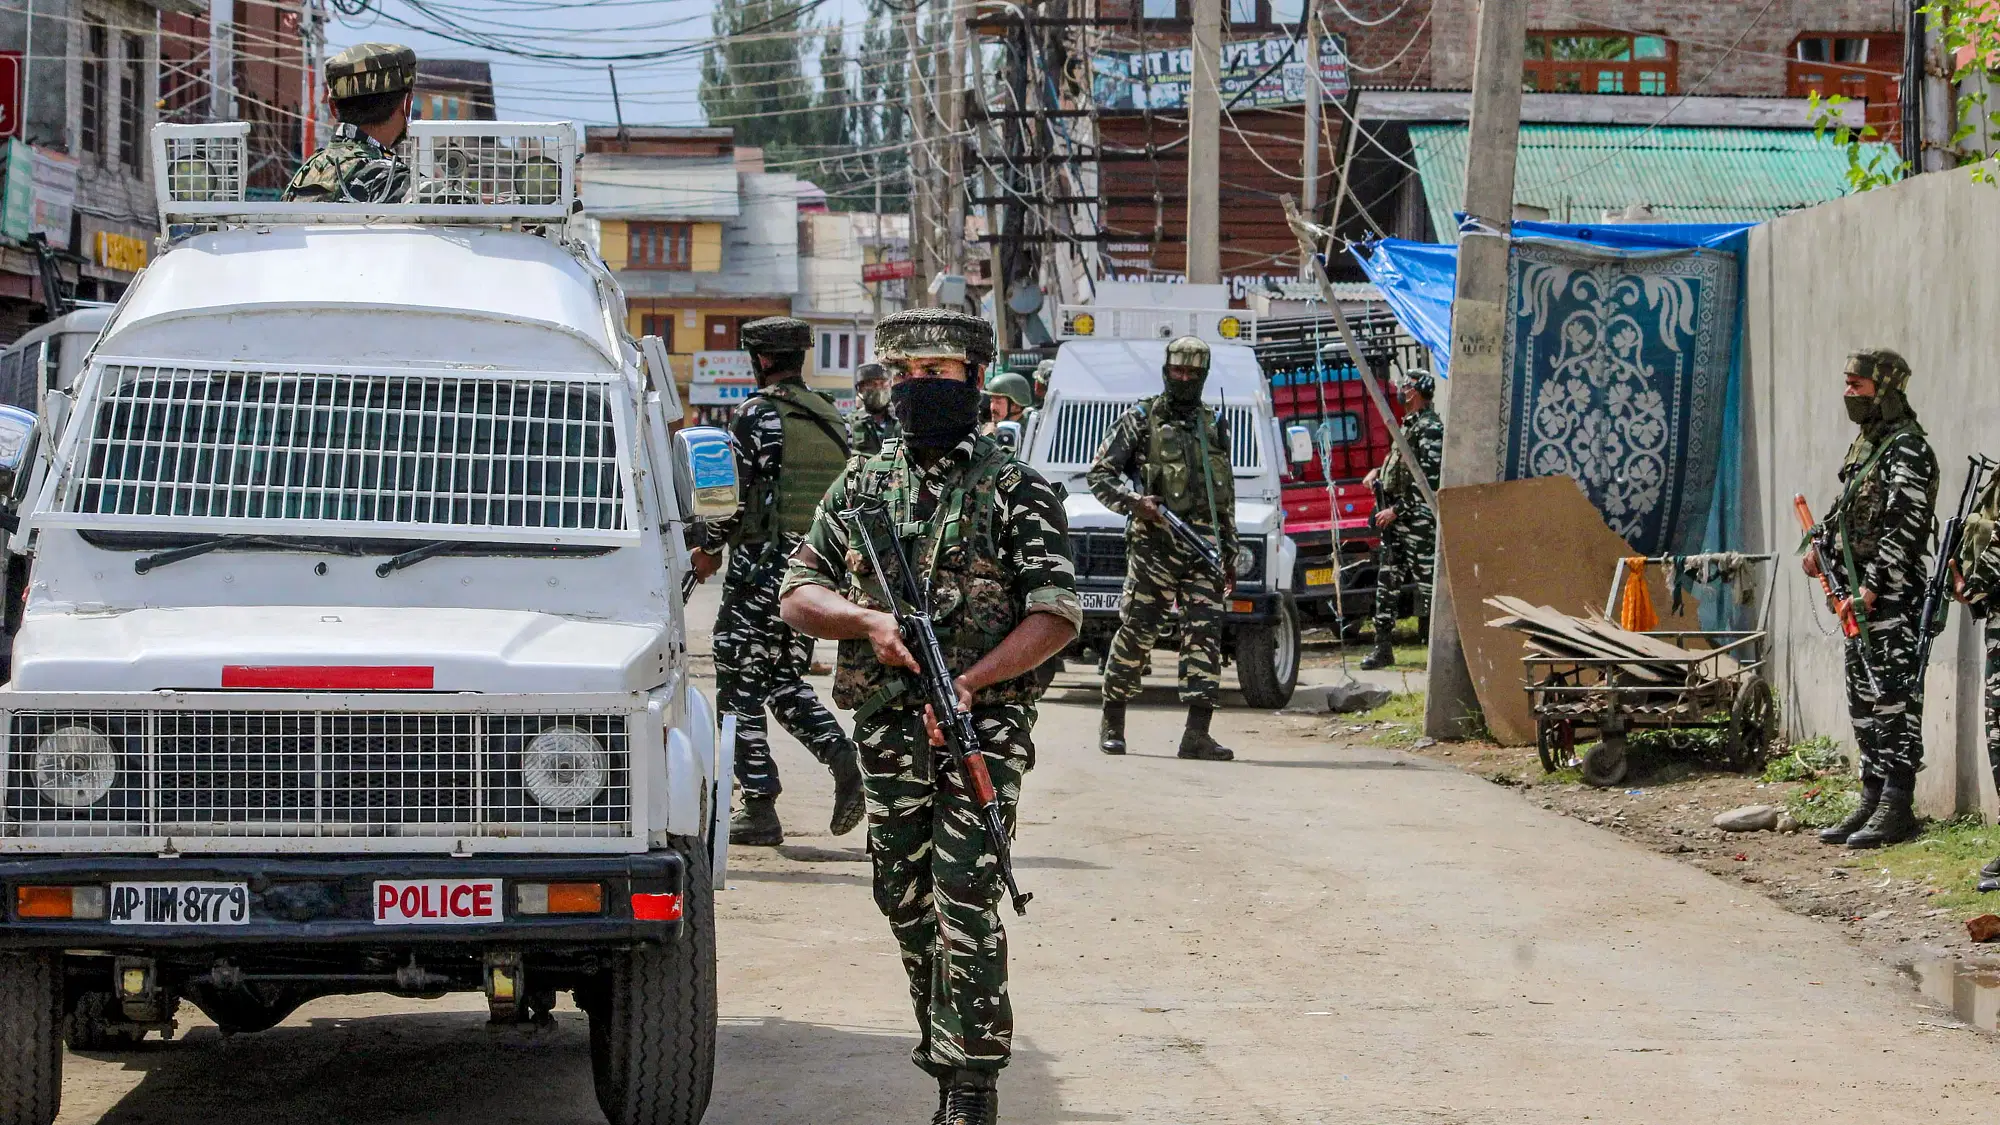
[1616,556,1659,633]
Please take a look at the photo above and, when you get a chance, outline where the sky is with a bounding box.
[326,0,871,129]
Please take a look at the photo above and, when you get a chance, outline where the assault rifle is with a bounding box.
[1157,507,1227,578]
[1794,494,1878,694]
[1918,454,2000,670]
[839,499,1033,915]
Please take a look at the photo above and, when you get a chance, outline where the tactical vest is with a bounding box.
[831,435,1045,724]
[734,380,851,547]
[1136,397,1230,525]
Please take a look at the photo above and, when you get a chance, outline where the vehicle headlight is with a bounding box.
[523,726,608,810]
[1233,544,1257,579]
[35,725,116,808]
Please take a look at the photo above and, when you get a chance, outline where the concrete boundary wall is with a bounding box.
[1743,169,2000,818]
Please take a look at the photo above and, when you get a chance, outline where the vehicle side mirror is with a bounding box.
[994,420,1022,452]
[672,425,739,522]
[1285,423,1314,465]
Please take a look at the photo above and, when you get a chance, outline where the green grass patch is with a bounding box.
[1763,735,1849,783]
[1868,816,2000,917]
[1786,776,1860,828]
[1354,690,1426,746]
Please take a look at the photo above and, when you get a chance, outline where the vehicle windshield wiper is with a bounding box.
[375,540,462,577]
[134,535,265,574]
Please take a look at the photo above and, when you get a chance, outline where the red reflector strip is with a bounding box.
[631,892,682,922]
[222,665,435,690]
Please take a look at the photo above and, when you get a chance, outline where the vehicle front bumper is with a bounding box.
[0,852,686,950]
[1074,585,1284,625]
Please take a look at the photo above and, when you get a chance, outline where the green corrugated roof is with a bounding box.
[1408,125,1895,239]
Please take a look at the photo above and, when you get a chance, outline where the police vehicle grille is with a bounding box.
[1069,531,1128,581]
[63,367,627,535]
[1044,400,1262,471]
[2,710,631,838]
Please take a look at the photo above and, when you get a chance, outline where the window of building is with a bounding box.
[1523,32,1676,96]
[817,331,868,372]
[627,222,693,271]
[640,314,675,352]
[81,25,107,157]
[118,34,144,168]
[1788,33,1903,141]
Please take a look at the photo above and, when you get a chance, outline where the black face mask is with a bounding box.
[892,378,983,450]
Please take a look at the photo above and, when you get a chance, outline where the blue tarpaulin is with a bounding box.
[1351,221,1756,566]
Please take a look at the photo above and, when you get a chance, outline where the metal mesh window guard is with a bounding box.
[1046,399,1262,471]
[47,364,634,541]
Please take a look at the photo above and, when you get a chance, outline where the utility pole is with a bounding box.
[1423,0,1525,741]
[607,64,630,148]
[1919,9,1953,173]
[903,0,934,304]
[299,0,324,159]
[943,0,970,277]
[968,22,1007,348]
[1298,0,1322,273]
[210,0,236,120]
[1186,0,1221,284]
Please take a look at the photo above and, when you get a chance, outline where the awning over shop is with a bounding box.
[1408,125,1890,241]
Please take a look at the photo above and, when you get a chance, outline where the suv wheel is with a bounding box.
[1234,595,1300,708]
[62,991,144,1052]
[0,952,62,1125]
[589,835,717,1125]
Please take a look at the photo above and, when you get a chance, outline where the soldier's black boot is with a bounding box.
[1359,639,1395,670]
[1818,775,1882,844]
[827,744,865,836]
[942,1070,998,1125]
[1845,781,1920,849]
[1979,856,2000,893]
[1177,705,1234,761]
[929,1075,950,1125]
[1098,702,1127,755]
[729,795,783,847]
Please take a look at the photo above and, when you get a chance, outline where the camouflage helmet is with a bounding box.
[1033,358,1056,384]
[986,371,1033,409]
[1398,367,1436,400]
[739,316,812,355]
[326,43,418,101]
[875,308,995,367]
[1164,335,1211,373]
[1844,347,1911,395]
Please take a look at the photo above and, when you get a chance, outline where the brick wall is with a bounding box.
[1427,0,1903,96]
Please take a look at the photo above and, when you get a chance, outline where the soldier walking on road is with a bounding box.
[1951,471,2000,887]
[850,361,900,455]
[780,308,1080,1125]
[1807,348,1938,850]
[283,44,417,204]
[690,316,864,847]
[1088,336,1238,761]
[1361,370,1444,670]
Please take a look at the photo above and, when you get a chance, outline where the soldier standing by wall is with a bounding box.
[1360,370,1444,670]
[1088,336,1238,761]
[1807,349,1938,850]
[850,361,900,455]
[691,317,864,847]
[780,308,1080,1125]
[283,44,417,204]
[1952,471,2000,887]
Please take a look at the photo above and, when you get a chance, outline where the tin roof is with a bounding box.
[1409,124,1894,240]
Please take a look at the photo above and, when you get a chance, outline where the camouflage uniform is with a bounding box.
[1371,400,1444,643]
[1956,473,2000,802]
[850,408,901,456]
[782,308,1079,1100]
[1089,395,1238,706]
[780,432,1079,1079]
[283,44,416,204]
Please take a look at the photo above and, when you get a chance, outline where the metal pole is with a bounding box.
[210,0,235,120]
[607,63,629,147]
[1425,0,1526,741]
[902,0,933,304]
[1185,0,1221,283]
[1920,9,1953,173]
[943,0,969,277]
[1299,0,1321,264]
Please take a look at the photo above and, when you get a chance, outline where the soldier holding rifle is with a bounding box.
[780,308,1080,1125]
[1802,349,1938,849]
[1950,465,2000,888]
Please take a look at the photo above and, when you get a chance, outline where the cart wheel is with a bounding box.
[1536,719,1576,773]
[1728,676,1778,774]
[1580,738,1629,788]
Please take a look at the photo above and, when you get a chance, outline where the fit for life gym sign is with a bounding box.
[1091,33,1348,111]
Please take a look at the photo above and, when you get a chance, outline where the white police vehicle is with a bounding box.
[0,121,734,1125]
[1024,314,1302,708]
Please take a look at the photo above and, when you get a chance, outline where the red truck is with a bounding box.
[1254,311,1425,634]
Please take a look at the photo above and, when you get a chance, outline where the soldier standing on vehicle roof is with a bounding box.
[283,43,417,204]
[1806,348,1938,850]
[1360,369,1444,670]
[1088,335,1238,761]
[1951,470,2000,888]
[779,308,1080,1125]
[689,316,864,847]
[1030,358,1055,409]
[850,361,900,455]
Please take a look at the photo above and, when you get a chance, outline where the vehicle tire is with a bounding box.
[1727,676,1777,774]
[591,836,716,1125]
[62,991,143,1051]
[1580,738,1629,788]
[0,952,63,1125]
[1235,596,1300,708]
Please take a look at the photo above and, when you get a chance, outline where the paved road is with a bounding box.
[53,587,2000,1122]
